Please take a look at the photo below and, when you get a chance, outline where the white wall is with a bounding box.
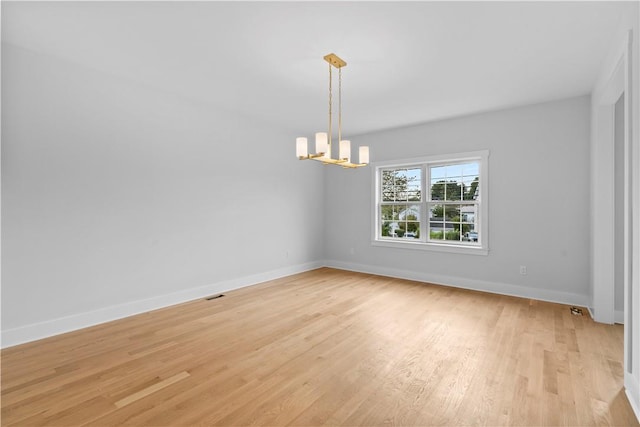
[324,96,591,306]
[1,44,325,347]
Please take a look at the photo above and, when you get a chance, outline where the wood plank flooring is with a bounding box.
[2,267,638,426]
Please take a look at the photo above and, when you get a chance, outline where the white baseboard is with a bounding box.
[0,261,324,349]
[325,260,590,308]
[588,306,621,324]
[626,372,640,423]
[0,259,593,349]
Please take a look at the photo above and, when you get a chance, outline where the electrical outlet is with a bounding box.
[519,265,527,275]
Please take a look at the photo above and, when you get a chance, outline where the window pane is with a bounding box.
[400,204,420,221]
[393,221,421,239]
[429,222,444,240]
[393,168,419,184]
[429,204,444,220]
[432,179,465,201]
[462,163,479,176]
[444,227,461,241]
[430,161,480,202]
[460,204,476,224]
[381,221,395,237]
[462,226,478,242]
[428,202,477,243]
[444,181,463,201]
[393,204,407,220]
[405,168,421,186]
[443,205,460,220]
[407,184,421,201]
[431,166,446,179]
[381,170,396,201]
[430,180,445,200]
[404,221,420,238]
[428,203,478,243]
[380,205,394,221]
[382,184,394,202]
[382,215,418,238]
[382,168,422,203]
[463,177,479,200]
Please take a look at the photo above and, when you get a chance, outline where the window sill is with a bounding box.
[371,239,489,256]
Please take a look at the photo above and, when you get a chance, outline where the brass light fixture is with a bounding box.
[296,53,369,168]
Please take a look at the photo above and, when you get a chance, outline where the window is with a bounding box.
[373,151,488,255]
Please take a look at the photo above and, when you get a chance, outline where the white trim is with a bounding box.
[0,261,323,349]
[592,24,638,422]
[371,239,488,255]
[325,260,589,308]
[373,150,489,168]
[591,31,630,325]
[626,372,640,423]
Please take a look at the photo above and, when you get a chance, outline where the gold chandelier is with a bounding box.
[296,53,369,168]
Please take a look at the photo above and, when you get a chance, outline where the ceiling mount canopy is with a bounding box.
[296,53,369,169]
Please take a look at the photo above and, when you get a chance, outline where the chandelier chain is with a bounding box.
[328,62,332,151]
[338,67,342,145]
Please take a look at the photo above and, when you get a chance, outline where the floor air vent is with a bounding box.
[205,294,225,301]
[570,306,583,316]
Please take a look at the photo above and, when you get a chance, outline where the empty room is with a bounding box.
[2,1,640,426]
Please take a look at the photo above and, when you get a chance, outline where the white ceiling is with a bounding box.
[2,1,633,136]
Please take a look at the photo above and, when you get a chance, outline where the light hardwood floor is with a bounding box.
[2,268,638,426]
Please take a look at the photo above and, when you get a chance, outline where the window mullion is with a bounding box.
[422,164,428,242]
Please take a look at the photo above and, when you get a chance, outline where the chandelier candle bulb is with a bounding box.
[315,132,328,156]
[339,140,351,161]
[296,137,308,158]
[359,146,370,165]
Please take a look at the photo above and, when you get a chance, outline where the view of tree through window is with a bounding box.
[428,162,479,243]
[380,168,421,238]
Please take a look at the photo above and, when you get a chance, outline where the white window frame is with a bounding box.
[372,150,489,255]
